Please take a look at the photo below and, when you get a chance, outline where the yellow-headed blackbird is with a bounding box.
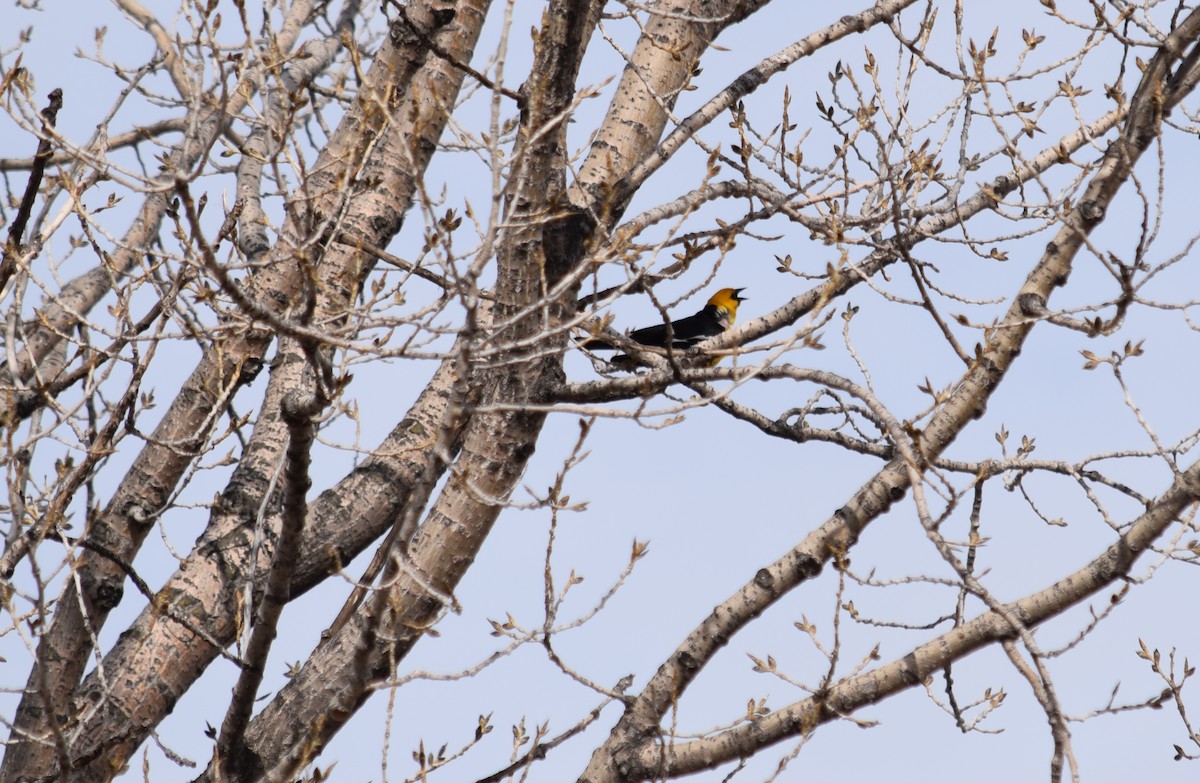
[581,288,746,357]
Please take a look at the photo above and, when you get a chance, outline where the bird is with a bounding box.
[579,287,746,362]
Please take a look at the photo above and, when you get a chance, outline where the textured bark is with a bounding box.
[196,2,607,779]
[0,3,336,776]
[53,350,468,783]
[574,0,768,212]
[0,2,477,781]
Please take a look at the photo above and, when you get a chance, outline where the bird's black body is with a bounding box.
[623,302,730,348]
[579,288,746,358]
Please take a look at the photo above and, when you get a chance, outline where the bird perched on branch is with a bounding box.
[579,287,746,363]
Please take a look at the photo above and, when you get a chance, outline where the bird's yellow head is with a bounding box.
[707,287,747,323]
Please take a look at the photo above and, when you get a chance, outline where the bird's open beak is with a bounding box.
[734,288,747,300]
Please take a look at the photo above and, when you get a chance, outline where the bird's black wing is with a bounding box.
[626,322,670,347]
[628,308,723,349]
